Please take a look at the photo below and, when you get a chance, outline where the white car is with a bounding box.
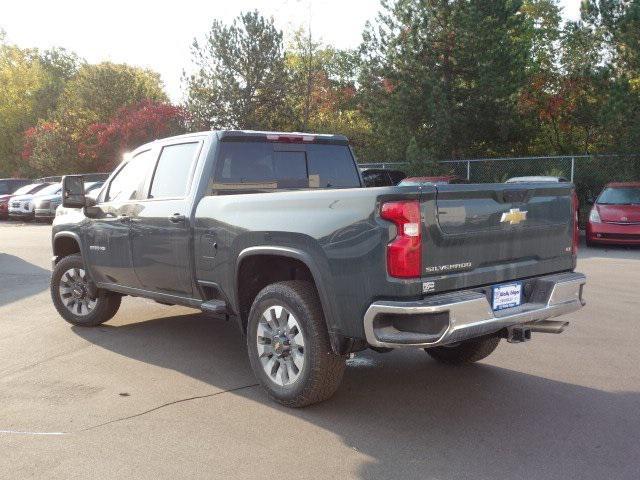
[35,181,103,221]
[8,183,57,220]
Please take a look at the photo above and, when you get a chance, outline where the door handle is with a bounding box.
[169,213,186,223]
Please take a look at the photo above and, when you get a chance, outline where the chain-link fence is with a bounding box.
[360,154,640,226]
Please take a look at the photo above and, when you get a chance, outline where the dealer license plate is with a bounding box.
[492,282,522,311]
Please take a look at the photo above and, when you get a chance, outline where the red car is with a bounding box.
[586,182,640,246]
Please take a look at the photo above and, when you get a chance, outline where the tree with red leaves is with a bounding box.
[22,100,188,175]
[78,100,188,172]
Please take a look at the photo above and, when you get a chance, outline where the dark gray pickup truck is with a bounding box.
[51,130,585,407]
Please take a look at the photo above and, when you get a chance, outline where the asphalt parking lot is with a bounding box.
[1,221,639,479]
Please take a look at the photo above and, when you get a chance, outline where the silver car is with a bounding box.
[35,181,104,221]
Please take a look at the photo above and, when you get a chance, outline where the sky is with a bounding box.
[1,0,582,102]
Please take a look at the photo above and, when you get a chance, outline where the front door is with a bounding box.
[85,150,155,287]
[130,141,201,297]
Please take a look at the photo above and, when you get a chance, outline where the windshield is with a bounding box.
[398,179,422,186]
[0,181,10,195]
[12,183,46,196]
[36,183,62,196]
[597,187,640,205]
[85,181,104,193]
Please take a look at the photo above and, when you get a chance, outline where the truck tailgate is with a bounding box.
[421,183,576,293]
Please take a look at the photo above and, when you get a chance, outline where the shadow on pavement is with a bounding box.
[73,312,640,480]
[0,253,50,307]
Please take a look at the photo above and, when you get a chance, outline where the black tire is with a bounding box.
[246,280,346,407]
[425,335,500,365]
[51,254,121,327]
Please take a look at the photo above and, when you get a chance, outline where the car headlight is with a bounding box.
[589,208,601,223]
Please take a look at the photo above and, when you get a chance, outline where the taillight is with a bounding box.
[381,200,422,278]
[572,191,579,255]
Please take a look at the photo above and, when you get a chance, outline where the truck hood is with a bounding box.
[596,203,640,223]
[34,193,62,202]
[10,194,35,202]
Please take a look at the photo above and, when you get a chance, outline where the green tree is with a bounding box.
[589,0,640,153]
[21,121,77,176]
[56,62,167,129]
[359,0,534,163]
[283,29,374,159]
[0,38,75,175]
[184,11,289,130]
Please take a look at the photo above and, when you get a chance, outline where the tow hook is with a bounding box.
[506,326,532,343]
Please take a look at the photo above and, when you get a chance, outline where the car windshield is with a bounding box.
[85,181,104,193]
[597,187,640,205]
[36,183,62,196]
[398,180,423,186]
[12,183,43,196]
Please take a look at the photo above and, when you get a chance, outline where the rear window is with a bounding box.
[598,187,640,205]
[211,141,360,193]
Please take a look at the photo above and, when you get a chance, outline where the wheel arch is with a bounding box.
[235,246,342,353]
[52,231,83,263]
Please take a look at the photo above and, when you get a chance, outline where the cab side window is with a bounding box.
[106,150,153,202]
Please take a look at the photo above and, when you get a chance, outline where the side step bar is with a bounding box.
[200,299,227,314]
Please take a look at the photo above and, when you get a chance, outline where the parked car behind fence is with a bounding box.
[360,168,406,187]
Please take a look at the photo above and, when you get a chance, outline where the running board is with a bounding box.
[200,300,227,314]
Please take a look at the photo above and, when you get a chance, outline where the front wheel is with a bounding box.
[51,254,121,327]
[425,335,500,365]
[246,281,346,407]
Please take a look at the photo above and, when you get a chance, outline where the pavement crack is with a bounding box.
[80,383,260,432]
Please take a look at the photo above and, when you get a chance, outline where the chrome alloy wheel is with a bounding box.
[58,268,97,316]
[256,305,305,386]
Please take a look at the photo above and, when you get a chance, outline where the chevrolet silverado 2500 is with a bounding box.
[51,130,586,407]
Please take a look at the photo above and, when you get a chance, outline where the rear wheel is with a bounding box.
[246,280,346,407]
[425,335,500,365]
[51,254,121,327]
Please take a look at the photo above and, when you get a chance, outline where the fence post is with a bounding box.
[466,161,471,181]
[570,157,575,182]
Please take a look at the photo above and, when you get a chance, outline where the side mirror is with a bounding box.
[62,175,86,208]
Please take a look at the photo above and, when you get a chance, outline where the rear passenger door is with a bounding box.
[130,140,202,298]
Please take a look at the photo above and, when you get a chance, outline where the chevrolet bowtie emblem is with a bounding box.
[501,208,527,225]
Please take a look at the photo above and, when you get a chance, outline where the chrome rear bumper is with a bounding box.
[364,272,586,348]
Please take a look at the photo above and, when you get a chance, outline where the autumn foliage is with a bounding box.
[77,101,188,171]
[21,100,187,174]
